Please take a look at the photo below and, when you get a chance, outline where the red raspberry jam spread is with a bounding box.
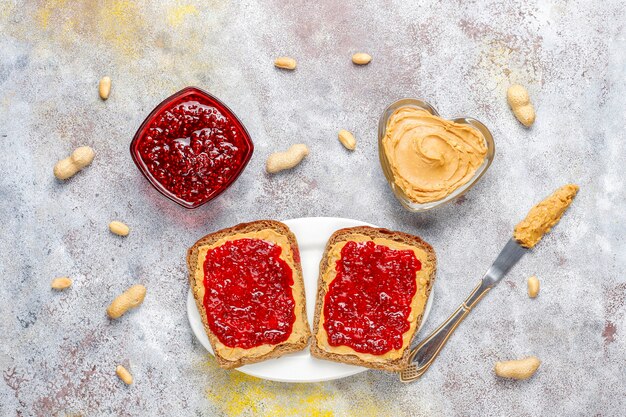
[130,87,253,209]
[323,240,421,355]
[202,238,296,349]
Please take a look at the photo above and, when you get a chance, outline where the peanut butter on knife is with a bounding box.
[514,184,579,248]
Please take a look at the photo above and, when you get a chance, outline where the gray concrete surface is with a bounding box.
[1,0,625,416]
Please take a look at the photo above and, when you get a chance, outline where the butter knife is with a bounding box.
[399,238,527,382]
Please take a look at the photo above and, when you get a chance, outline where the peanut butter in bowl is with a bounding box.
[378,99,495,211]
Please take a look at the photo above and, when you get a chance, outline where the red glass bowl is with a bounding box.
[130,87,254,209]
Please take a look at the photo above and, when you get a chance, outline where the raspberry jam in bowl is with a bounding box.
[130,87,254,209]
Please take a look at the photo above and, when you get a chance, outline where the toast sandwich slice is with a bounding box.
[311,226,436,371]
[187,220,311,369]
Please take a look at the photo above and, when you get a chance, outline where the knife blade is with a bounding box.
[400,184,578,382]
[482,238,528,286]
[399,239,527,382]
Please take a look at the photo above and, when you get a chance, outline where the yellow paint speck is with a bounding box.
[97,0,145,57]
[201,356,396,416]
[33,0,146,57]
[167,4,198,27]
[204,359,336,416]
[36,0,68,29]
[0,1,16,20]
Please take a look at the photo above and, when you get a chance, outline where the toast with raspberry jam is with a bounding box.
[311,226,436,371]
[188,220,310,369]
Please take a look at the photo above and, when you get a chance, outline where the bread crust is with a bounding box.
[187,220,311,369]
[310,226,437,372]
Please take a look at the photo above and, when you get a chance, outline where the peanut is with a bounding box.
[351,52,372,65]
[107,284,146,319]
[51,277,73,290]
[53,146,95,180]
[109,221,130,237]
[266,144,309,174]
[99,76,111,100]
[338,130,356,150]
[274,57,297,70]
[116,365,133,385]
[528,275,540,298]
[507,84,535,127]
[495,356,541,380]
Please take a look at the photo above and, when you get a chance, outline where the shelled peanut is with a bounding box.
[99,76,111,100]
[109,221,130,237]
[116,365,133,385]
[51,277,73,290]
[527,275,540,298]
[274,57,297,70]
[338,130,356,150]
[351,53,372,65]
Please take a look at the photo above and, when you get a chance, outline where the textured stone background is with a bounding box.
[1,0,624,416]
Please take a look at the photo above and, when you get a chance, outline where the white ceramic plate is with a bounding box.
[187,217,434,383]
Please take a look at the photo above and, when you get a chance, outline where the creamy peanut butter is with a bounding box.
[315,234,434,362]
[382,106,487,204]
[193,229,309,362]
[514,184,579,248]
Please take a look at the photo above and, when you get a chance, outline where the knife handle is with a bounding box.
[400,279,492,382]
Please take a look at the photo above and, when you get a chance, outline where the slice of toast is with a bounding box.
[187,220,311,369]
[310,226,436,372]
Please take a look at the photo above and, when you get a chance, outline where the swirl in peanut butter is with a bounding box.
[382,107,487,204]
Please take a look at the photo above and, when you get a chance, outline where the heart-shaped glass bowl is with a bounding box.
[378,98,495,212]
[130,87,254,209]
